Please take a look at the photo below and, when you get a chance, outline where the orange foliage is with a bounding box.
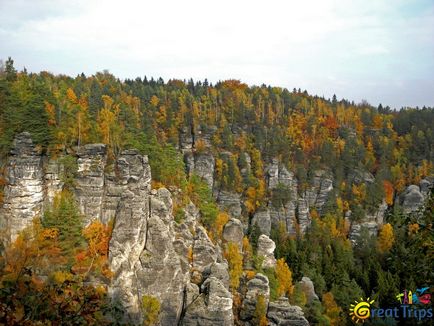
[408,223,420,236]
[73,221,113,278]
[45,101,57,126]
[194,139,207,153]
[324,115,339,130]
[383,180,394,206]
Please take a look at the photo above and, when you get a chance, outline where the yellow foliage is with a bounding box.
[352,183,366,203]
[276,258,293,297]
[322,292,343,326]
[310,209,319,220]
[224,242,243,291]
[66,88,77,103]
[254,294,268,326]
[45,101,57,126]
[150,95,159,107]
[213,212,230,240]
[53,270,73,285]
[377,223,395,253]
[142,295,161,326]
[242,236,253,265]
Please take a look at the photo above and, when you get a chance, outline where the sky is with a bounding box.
[1,0,433,109]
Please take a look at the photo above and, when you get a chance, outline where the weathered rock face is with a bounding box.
[349,200,388,243]
[182,277,234,326]
[108,151,152,322]
[419,178,433,198]
[108,152,219,325]
[305,170,334,214]
[216,191,242,218]
[264,161,334,236]
[203,262,230,290]
[240,152,251,179]
[240,273,270,322]
[0,132,44,243]
[298,277,319,304]
[222,218,244,250]
[192,225,220,273]
[8,133,433,326]
[137,188,190,325]
[251,209,272,236]
[44,157,63,205]
[75,144,107,225]
[257,235,277,269]
[193,153,215,189]
[400,184,425,214]
[297,198,311,234]
[180,126,194,150]
[267,297,309,326]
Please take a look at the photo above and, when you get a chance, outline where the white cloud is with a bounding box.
[0,0,433,107]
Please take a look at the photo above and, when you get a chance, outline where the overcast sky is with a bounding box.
[1,0,433,108]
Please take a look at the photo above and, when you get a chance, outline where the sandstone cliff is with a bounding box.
[1,132,432,325]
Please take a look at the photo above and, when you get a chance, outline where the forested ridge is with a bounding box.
[0,57,433,325]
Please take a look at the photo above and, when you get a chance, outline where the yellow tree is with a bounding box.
[322,292,342,326]
[98,95,122,154]
[377,223,395,253]
[254,294,268,326]
[276,258,293,297]
[224,242,243,291]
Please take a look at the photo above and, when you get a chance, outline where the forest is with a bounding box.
[0,57,433,325]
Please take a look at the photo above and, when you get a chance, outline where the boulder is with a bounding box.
[401,185,425,214]
[251,210,272,236]
[419,178,433,198]
[267,297,309,326]
[203,262,230,289]
[298,277,319,303]
[240,273,270,321]
[222,218,244,250]
[192,226,219,272]
[181,277,234,326]
[257,235,276,269]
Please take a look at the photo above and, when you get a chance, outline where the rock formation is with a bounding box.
[298,277,319,304]
[257,235,277,269]
[240,273,270,322]
[267,297,309,326]
[75,144,107,225]
[0,132,44,243]
[2,132,431,326]
[222,218,244,250]
[400,184,425,214]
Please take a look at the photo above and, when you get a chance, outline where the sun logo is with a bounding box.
[349,298,375,323]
